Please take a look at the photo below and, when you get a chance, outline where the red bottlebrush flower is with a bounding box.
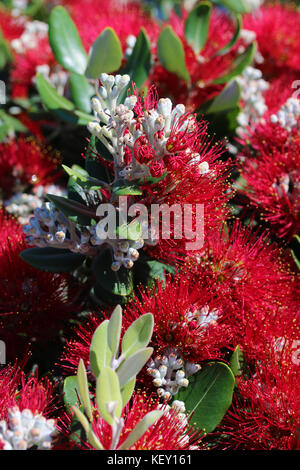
[215,344,300,450]
[123,276,233,365]
[0,210,78,361]
[0,5,25,42]
[188,222,297,359]
[239,121,300,241]
[59,313,101,375]
[0,137,61,198]
[10,36,55,99]
[66,0,160,52]
[0,362,55,420]
[244,2,300,78]
[0,362,58,450]
[65,391,202,450]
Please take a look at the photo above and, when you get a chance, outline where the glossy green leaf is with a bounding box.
[89,320,112,377]
[118,410,164,450]
[63,376,79,410]
[86,428,104,450]
[92,249,134,297]
[107,305,122,359]
[62,164,104,190]
[85,27,122,78]
[49,6,88,74]
[77,359,93,421]
[113,179,142,196]
[96,367,122,426]
[207,80,241,114]
[0,110,27,133]
[20,247,85,273]
[69,72,93,113]
[213,42,256,84]
[121,28,151,90]
[36,72,76,122]
[117,347,153,387]
[229,345,244,377]
[121,313,154,359]
[213,0,249,14]
[184,1,211,54]
[120,377,136,408]
[176,362,235,434]
[157,26,190,83]
[215,14,242,56]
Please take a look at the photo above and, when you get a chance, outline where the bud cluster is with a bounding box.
[0,407,56,450]
[236,66,269,135]
[270,97,300,131]
[147,350,201,400]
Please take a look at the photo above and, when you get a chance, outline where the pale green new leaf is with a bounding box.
[117,347,153,387]
[77,359,93,421]
[107,305,122,359]
[121,313,154,359]
[89,320,113,377]
[96,367,122,426]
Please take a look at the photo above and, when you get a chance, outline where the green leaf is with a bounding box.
[36,72,76,122]
[49,6,88,74]
[63,164,104,190]
[113,179,142,196]
[77,359,93,421]
[0,107,28,131]
[120,377,136,408]
[116,220,142,241]
[134,259,176,288]
[121,313,154,359]
[229,346,244,377]
[96,367,122,426]
[89,320,112,377]
[85,27,122,79]
[20,247,85,273]
[117,347,153,387]
[63,376,79,410]
[92,249,134,297]
[107,305,122,358]
[157,26,190,83]
[121,27,151,89]
[291,249,300,271]
[212,0,249,14]
[118,410,164,450]
[71,406,90,434]
[176,362,235,434]
[215,14,242,56]
[213,42,256,85]
[46,193,96,221]
[184,1,211,54]
[69,72,93,113]
[207,80,241,114]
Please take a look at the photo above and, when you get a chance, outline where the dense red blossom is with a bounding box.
[65,0,160,51]
[216,345,300,450]
[0,362,55,421]
[239,121,300,241]
[0,5,25,42]
[0,137,61,197]
[188,222,297,359]
[244,2,300,78]
[0,210,78,360]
